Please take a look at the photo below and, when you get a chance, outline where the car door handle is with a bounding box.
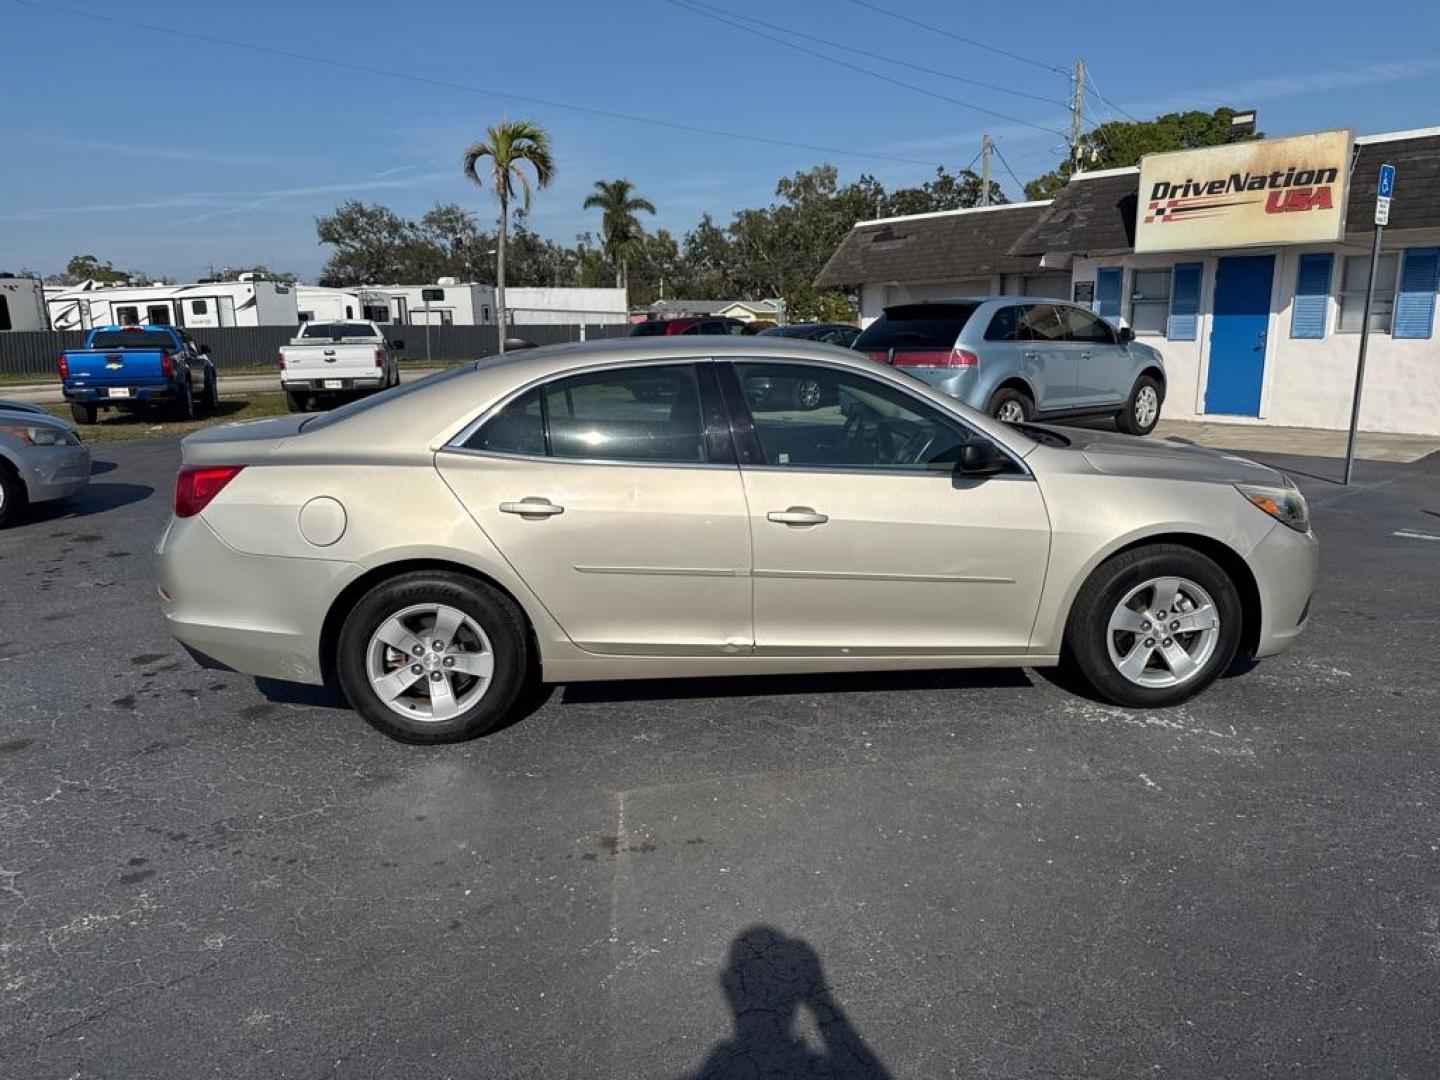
[1079,351,1091,360]
[1023,350,1040,360]
[767,507,828,526]
[499,498,564,517]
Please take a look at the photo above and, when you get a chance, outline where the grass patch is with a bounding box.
[46,393,292,443]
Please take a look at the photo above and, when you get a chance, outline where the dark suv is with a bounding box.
[629,316,748,337]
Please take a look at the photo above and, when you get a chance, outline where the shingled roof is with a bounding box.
[1009,128,1440,257]
[814,201,1051,289]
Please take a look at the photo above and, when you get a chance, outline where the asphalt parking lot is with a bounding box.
[2,438,1437,1079]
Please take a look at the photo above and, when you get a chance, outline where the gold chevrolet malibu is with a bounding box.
[156,338,1317,743]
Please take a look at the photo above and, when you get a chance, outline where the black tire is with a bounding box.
[203,371,220,411]
[0,461,26,529]
[1116,375,1163,436]
[69,402,97,425]
[336,571,529,744]
[285,390,308,413]
[1061,543,1243,709]
[174,379,195,421]
[985,386,1033,424]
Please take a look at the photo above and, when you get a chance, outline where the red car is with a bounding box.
[628,316,750,337]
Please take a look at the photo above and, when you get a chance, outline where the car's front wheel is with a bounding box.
[336,572,529,743]
[1063,544,1242,708]
[285,390,308,413]
[1117,375,1162,435]
[0,462,26,528]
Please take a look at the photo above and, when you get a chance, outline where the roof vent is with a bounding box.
[436,276,458,286]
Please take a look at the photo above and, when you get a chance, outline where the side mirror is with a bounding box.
[391,340,404,350]
[1118,326,1135,343]
[959,438,1011,477]
[199,344,212,355]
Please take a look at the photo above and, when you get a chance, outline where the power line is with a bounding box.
[9,0,947,170]
[667,1,1068,138]
[672,0,1069,109]
[845,0,1071,76]
[989,140,1028,196]
[1085,70,1143,123]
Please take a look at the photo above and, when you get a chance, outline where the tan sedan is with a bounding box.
[156,338,1317,743]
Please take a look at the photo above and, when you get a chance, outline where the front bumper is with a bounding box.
[1249,520,1319,658]
[21,442,91,503]
[155,513,360,684]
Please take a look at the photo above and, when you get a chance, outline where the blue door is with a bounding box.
[1205,255,1274,416]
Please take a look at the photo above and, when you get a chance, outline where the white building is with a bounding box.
[0,273,48,331]
[47,279,298,330]
[504,286,628,325]
[819,125,1440,436]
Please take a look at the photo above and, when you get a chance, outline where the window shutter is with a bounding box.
[1167,262,1203,340]
[1393,248,1439,340]
[1095,267,1123,323]
[1289,252,1333,339]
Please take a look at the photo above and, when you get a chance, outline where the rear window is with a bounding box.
[853,304,978,351]
[90,329,176,349]
[628,320,670,336]
[300,322,379,340]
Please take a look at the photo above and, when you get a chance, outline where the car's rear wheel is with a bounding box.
[285,390,308,413]
[986,386,1032,424]
[1063,544,1242,708]
[790,377,824,411]
[336,572,529,744]
[203,372,220,411]
[69,403,97,425]
[0,461,26,528]
[1117,375,1162,435]
[174,379,195,421]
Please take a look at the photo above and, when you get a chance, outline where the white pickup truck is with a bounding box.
[278,321,403,412]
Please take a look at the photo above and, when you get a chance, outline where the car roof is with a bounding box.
[879,296,1080,311]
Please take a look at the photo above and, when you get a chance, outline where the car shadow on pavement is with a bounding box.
[89,459,118,476]
[23,482,153,523]
[679,925,893,1080]
[562,666,1032,705]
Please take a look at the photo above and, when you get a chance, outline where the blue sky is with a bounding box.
[3,0,1437,281]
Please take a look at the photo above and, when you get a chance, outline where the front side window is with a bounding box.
[735,362,974,471]
[1338,253,1399,333]
[1017,304,1065,342]
[1058,305,1117,344]
[1130,269,1172,335]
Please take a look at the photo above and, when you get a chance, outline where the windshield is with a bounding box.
[301,364,472,432]
[90,329,176,350]
[853,303,978,352]
[300,322,380,340]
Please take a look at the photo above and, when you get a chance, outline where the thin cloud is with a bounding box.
[43,136,289,167]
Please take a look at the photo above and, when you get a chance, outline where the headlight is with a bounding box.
[0,424,76,447]
[1236,480,1309,532]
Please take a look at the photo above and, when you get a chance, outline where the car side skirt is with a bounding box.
[543,652,1059,683]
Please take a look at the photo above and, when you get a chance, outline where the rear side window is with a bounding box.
[466,388,544,456]
[853,303,978,352]
[984,306,1020,342]
[629,320,669,336]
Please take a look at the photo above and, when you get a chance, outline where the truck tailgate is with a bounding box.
[63,349,169,389]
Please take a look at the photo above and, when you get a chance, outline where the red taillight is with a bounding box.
[276,351,286,371]
[945,348,978,368]
[374,348,384,368]
[58,353,69,379]
[174,465,244,518]
[159,351,174,378]
[873,347,978,369]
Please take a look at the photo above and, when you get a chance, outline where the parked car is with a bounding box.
[59,324,218,424]
[854,299,1167,435]
[0,403,90,527]
[760,322,861,348]
[157,337,1315,744]
[628,316,748,337]
[278,321,402,412]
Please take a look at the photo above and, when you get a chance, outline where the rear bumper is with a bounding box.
[1249,521,1319,658]
[65,385,175,406]
[282,375,385,392]
[155,513,360,685]
[21,443,92,503]
[902,367,982,407]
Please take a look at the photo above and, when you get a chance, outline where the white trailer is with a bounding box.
[48,280,299,330]
[505,286,629,326]
[385,280,496,326]
[0,273,49,331]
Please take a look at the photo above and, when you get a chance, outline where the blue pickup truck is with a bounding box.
[59,325,219,424]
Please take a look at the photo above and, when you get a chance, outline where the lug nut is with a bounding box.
[443,656,455,667]
[429,672,443,682]
[1141,620,1151,631]
[1163,638,1173,647]
[412,645,424,656]
[433,641,445,651]
[1144,638,1155,648]
[1170,620,1180,631]
[410,664,422,675]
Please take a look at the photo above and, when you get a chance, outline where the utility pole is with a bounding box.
[980,134,992,207]
[1069,57,1087,169]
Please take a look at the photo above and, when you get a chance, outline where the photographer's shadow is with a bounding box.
[683,926,893,1080]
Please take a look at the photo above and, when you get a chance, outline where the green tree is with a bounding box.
[582,178,656,293]
[1023,107,1259,200]
[419,202,492,281]
[462,120,556,350]
[315,201,416,286]
[63,254,132,285]
[215,264,297,283]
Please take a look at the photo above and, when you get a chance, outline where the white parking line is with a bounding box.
[1393,530,1440,543]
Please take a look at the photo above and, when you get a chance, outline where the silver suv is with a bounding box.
[855,298,1167,435]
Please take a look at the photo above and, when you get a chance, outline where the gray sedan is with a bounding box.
[0,402,91,527]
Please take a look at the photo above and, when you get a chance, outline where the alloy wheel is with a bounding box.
[365,603,495,721]
[997,400,1026,423]
[1105,576,1220,688]
[1134,385,1159,429]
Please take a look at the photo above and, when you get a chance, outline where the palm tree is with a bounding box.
[583,179,656,293]
[463,120,556,353]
